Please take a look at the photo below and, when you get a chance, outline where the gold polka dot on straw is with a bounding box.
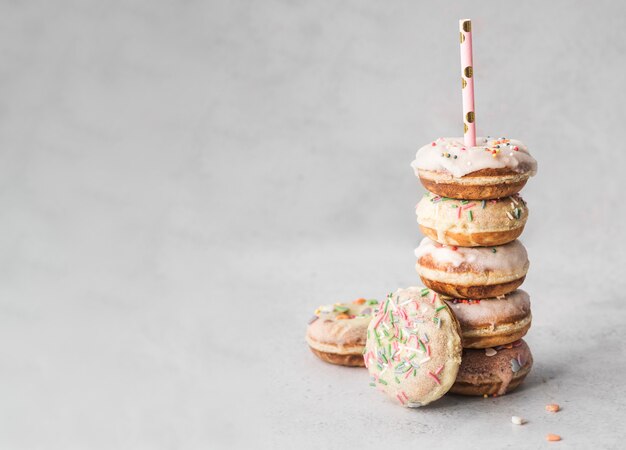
[464,66,473,78]
[462,78,467,89]
[462,20,471,32]
[460,32,465,43]
[466,111,475,123]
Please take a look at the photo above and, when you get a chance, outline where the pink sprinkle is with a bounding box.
[404,368,413,379]
[462,203,476,210]
[397,394,405,404]
[461,147,466,151]
[514,146,519,151]
[435,364,444,375]
[431,142,436,146]
[373,313,385,329]
[432,293,438,304]
[457,206,462,219]
[428,371,441,385]
[426,345,431,356]
[402,391,408,400]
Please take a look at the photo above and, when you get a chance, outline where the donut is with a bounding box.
[416,192,528,247]
[364,287,462,407]
[306,298,379,367]
[450,339,533,396]
[445,290,531,348]
[415,237,529,298]
[411,137,537,200]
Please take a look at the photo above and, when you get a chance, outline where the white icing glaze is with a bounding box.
[414,237,528,272]
[445,290,531,327]
[411,137,537,178]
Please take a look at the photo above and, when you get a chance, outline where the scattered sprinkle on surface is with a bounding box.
[511,416,525,425]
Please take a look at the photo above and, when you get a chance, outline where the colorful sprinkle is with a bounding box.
[428,371,441,385]
[546,404,560,413]
[511,416,525,425]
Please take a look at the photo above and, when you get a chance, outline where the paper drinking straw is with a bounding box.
[459,19,476,147]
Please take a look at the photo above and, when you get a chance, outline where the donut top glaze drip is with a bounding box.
[307,299,379,347]
[364,287,462,407]
[310,299,379,323]
[411,137,538,178]
[445,290,531,327]
[415,237,529,272]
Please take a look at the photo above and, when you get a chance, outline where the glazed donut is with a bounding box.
[445,290,531,348]
[450,339,533,396]
[416,192,528,247]
[411,137,537,200]
[415,237,529,298]
[364,287,462,407]
[306,298,379,367]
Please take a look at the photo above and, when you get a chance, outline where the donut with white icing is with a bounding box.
[411,137,537,200]
[415,237,529,298]
[364,287,462,407]
[450,339,533,396]
[306,298,379,367]
[416,192,528,247]
[445,290,532,348]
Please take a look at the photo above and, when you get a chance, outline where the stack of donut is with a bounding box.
[411,136,537,397]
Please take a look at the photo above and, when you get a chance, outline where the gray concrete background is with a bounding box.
[1,0,625,448]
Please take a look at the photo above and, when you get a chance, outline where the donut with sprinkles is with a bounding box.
[364,287,462,407]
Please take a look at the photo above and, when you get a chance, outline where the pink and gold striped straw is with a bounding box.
[459,19,476,147]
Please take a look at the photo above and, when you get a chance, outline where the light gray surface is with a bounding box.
[1,0,625,449]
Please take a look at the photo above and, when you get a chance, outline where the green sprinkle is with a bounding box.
[367,299,379,305]
[334,305,349,313]
[421,288,429,297]
[468,210,473,221]
[413,368,417,376]
[379,379,388,385]
[395,376,401,384]
[450,204,458,208]
[435,305,446,312]
[460,200,469,205]
[369,382,376,387]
